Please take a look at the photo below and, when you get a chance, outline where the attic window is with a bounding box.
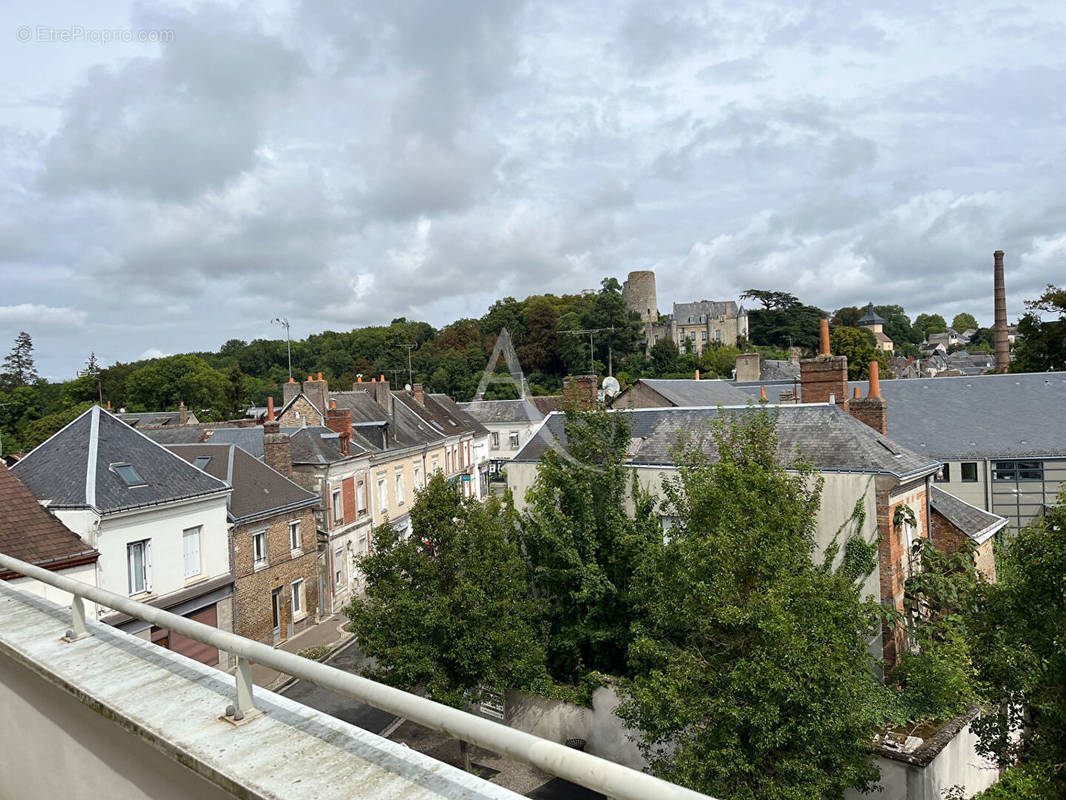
[194,456,213,470]
[877,439,902,456]
[113,463,147,487]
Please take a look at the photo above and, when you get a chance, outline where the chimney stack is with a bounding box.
[412,383,425,405]
[263,420,293,477]
[283,377,300,407]
[993,250,1010,372]
[326,402,352,456]
[846,361,888,435]
[179,401,188,426]
[734,352,760,382]
[302,373,330,420]
[800,321,848,405]
[369,377,393,416]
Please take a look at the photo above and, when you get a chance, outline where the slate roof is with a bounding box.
[203,426,267,458]
[530,396,562,415]
[672,300,740,323]
[458,399,545,425]
[166,444,318,524]
[0,464,98,572]
[12,406,230,514]
[839,372,1066,459]
[114,411,195,428]
[630,379,753,407]
[328,391,390,425]
[929,486,1007,544]
[758,359,801,382]
[428,394,489,436]
[858,303,885,325]
[288,427,348,464]
[512,404,940,481]
[392,392,482,441]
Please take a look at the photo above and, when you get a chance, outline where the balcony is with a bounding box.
[0,552,711,800]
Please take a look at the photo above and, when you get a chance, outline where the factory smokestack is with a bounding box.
[993,250,1009,372]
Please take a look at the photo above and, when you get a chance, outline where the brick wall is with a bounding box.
[929,510,997,582]
[877,480,929,670]
[231,507,319,645]
[848,397,888,435]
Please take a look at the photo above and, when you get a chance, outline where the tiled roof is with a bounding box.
[632,379,752,407]
[672,300,740,322]
[458,399,545,425]
[166,444,317,523]
[328,391,390,425]
[513,404,940,480]
[12,406,230,514]
[930,486,1007,544]
[0,464,98,571]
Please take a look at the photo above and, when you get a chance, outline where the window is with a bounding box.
[432,455,440,473]
[331,488,343,526]
[378,475,388,509]
[395,472,406,506]
[358,533,368,555]
[701,330,708,342]
[127,540,150,594]
[193,455,212,470]
[491,431,499,449]
[253,531,268,568]
[334,546,345,586]
[993,461,1043,481]
[961,462,978,483]
[934,464,951,482]
[291,579,304,617]
[289,520,301,551]
[182,527,201,579]
[509,431,520,449]
[114,463,146,487]
[356,479,367,517]
[414,466,423,489]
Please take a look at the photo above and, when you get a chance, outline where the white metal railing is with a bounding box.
[0,552,714,800]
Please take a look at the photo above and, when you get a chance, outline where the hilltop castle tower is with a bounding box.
[622,270,658,323]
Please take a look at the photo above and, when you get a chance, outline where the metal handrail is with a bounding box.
[0,552,714,800]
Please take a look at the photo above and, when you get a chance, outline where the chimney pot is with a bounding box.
[380,374,385,382]
[853,386,861,399]
[267,396,275,422]
[695,369,700,381]
[318,372,323,380]
[819,319,831,356]
[760,385,767,401]
[357,375,363,383]
[868,362,881,399]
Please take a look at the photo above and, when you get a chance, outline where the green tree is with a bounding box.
[968,496,1066,792]
[873,305,920,348]
[952,313,979,332]
[699,342,741,378]
[743,291,828,351]
[832,306,863,327]
[648,338,678,375]
[1,332,39,389]
[520,407,660,683]
[347,473,547,711]
[913,313,948,339]
[1010,284,1066,372]
[830,326,891,380]
[618,408,885,799]
[20,402,95,452]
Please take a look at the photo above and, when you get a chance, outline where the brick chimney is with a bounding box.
[993,250,1010,372]
[562,375,597,409]
[412,383,425,405]
[847,361,888,435]
[735,352,760,382]
[282,377,300,407]
[302,373,329,419]
[325,400,352,456]
[800,319,848,405]
[263,420,292,478]
[179,401,188,425]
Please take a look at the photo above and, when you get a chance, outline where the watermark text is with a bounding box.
[16,25,174,44]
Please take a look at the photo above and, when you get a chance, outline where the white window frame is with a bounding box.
[289,520,301,552]
[377,475,388,509]
[253,530,269,569]
[291,579,304,617]
[432,455,440,473]
[182,526,201,580]
[509,431,520,450]
[395,471,406,506]
[331,488,343,526]
[334,546,345,586]
[127,540,150,595]
[357,478,367,517]
[414,465,422,489]
[491,431,500,449]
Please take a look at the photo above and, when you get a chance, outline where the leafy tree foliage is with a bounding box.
[952,313,979,332]
[520,407,660,683]
[20,402,95,452]
[1010,284,1066,372]
[830,326,891,380]
[832,306,863,327]
[913,313,948,338]
[618,409,885,800]
[968,497,1066,791]
[1,332,38,389]
[744,291,828,350]
[346,473,547,709]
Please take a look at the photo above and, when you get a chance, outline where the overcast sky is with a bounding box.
[2,1,1064,378]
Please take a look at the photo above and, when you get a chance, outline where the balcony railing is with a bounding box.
[0,551,713,800]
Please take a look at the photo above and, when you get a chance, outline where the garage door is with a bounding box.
[151,605,219,666]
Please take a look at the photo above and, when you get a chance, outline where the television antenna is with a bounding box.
[271,317,292,380]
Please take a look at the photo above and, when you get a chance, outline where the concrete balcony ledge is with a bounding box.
[0,581,520,800]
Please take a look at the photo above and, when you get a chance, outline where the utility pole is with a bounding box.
[272,317,292,380]
[400,343,415,386]
[561,327,614,376]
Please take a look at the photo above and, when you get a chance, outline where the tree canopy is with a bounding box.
[1011,284,1066,372]
[829,326,892,380]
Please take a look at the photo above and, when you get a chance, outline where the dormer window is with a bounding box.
[113,463,146,487]
[194,456,212,470]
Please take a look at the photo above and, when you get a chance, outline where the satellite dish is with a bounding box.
[404,383,413,392]
[602,376,621,398]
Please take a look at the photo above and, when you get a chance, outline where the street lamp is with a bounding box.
[272,317,292,381]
